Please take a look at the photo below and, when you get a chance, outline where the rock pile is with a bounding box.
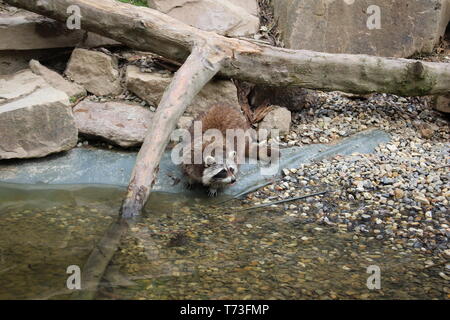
[247,92,449,255]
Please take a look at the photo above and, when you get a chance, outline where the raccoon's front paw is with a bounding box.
[208,188,218,197]
[185,182,194,190]
[185,178,197,190]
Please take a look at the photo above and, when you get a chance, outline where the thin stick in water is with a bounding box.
[235,190,330,212]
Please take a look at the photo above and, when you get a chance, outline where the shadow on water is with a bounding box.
[0,183,447,300]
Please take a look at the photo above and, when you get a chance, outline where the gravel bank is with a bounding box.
[246,92,449,256]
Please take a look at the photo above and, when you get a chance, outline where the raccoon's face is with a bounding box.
[202,151,238,187]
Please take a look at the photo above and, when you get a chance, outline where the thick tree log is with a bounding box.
[4,0,450,96]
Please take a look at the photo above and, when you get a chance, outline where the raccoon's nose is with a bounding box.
[231,177,236,183]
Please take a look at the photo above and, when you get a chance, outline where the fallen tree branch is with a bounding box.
[4,0,450,96]
[120,45,225,218]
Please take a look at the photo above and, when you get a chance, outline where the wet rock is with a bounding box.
[273,0,450,57]
[147,0,259,37]
[29,59,86,100]
[0,70,77,159]
[167,232,190,247]
[126,65,240,117]
[258,106,292,135]
[65,48,122,96]
[0,129,390,191]
[73,100,154,148]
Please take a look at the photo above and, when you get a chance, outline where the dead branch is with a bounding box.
[120,45,225,218]
[234,190,330,212]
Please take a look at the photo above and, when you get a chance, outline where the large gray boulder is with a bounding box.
[273,0,450,57]
[65,48,122,96]
[126,65,240,117]
[73,101,154,147]
[147,0,259,37]
[0,70,78,160]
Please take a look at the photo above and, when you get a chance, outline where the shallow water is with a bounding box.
[0,183,448,300]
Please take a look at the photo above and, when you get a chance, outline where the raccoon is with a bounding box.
[181,103,273,197]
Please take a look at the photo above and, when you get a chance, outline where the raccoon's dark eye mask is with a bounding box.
[213,169,228,179]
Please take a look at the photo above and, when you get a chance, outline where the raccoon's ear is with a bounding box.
[204,156,216,167]
[228,151,237,160]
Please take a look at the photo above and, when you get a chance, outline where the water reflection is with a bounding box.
[0,183,447,300]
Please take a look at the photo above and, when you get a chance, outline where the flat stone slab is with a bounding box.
[29,59,86,99]
[0,70,78,160]
[0,130,391,197]
[273,0,450,57]
[0,8,118,50]
[73,100,154,147]
[0,68,47,101]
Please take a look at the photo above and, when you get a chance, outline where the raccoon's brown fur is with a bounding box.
[195,104,250,135]
[181,103,256,196]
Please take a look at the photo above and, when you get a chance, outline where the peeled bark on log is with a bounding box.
[4,0,450,96]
